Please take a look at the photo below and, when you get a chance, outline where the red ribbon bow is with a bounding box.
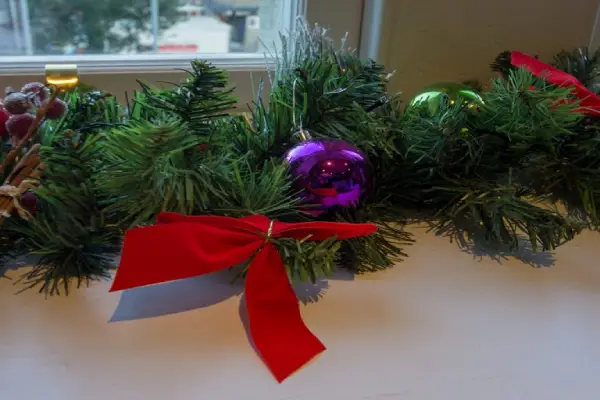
[110,212,377,382]
[511,50,600,114]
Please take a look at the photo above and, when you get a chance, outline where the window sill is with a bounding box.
[0,53,274,76]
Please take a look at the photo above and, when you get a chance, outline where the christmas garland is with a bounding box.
[3,22,600,380]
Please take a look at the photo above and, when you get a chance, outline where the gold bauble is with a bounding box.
[45,64,79,90]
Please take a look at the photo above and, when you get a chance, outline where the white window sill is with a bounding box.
[0,53,274,76]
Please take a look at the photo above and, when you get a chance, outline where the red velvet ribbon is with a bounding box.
[110,212,377,382]
[511,51,600,114]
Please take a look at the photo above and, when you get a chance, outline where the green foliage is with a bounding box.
[480,69,581,139]
[270,21,389,109]
[490,51,515,77]
[94,119,227,226]
[0,88,125,293]
[397,67,586,250]
[552,47,600,94]
[278,236,340,283]
[434,184,580,252]
[487,47,600,228]
[212,159,301,219]
[40,89,124,147]
[8,22,600,295]
[233,21,405,273]
[13,129,121,294]
[0,219,23,272]
[137,61,237,137]
[331,205,411,274]
[235,21,391,164]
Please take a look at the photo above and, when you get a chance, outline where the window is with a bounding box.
[0,0,304,73]
[0,0,365,104]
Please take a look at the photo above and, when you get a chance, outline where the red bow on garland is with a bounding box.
[110,212,377,382]
[511,50,600,114]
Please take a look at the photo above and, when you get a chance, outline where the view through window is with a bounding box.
[0,0,294,56]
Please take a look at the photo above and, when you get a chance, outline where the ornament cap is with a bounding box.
[45,64,79,90]
[296,128,312,142]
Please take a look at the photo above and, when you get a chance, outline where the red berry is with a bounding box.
[21,82,49,100]
[6,113,35,140]
[44,98,67,120]
[11,191,38,218]
[3,92,32,115]
[21,191,38,215]
[0,108,9,140]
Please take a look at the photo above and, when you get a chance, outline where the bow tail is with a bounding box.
[245,243,326,382]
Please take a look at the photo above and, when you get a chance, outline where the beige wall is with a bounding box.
[380,0,600,99]
[307,0,362,52]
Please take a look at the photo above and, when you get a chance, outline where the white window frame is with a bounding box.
[0,0,314,76]
[0,0,368,105]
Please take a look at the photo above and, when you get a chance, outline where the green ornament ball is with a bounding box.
[408,82,484,113]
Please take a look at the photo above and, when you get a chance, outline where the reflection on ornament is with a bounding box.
[283,134,373,215]
[409,82,483,113]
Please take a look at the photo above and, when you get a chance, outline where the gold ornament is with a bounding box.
[409,82,483,113]
[45,64,79,90]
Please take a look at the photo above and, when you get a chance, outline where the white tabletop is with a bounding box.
[2,226,600,400]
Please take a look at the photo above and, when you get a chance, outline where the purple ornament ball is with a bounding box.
[283,137,373,214]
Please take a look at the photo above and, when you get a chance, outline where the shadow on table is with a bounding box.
[295,268,355,305]
[0,254,40,277]
[434,222,556,268]
[110,267,355,323]
[110,269,244,322]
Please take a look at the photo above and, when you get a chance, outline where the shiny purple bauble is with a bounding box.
[283,138,373,214]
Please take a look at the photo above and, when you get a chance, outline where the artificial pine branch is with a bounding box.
[536,121,600,227]
[8,26,600,296]
[3,89,125,294]
[490,51,516,77]
[0,219,23,273]
[52,88,123,135]
[211,158,301,220]
[252,20,391,157]
[330,204,412,274]
[397,67,585,249]
[137,60,237,136]
[433,183,580,251]
[552,47,600,94]
[13,132,121,294]
[94,119,231,227]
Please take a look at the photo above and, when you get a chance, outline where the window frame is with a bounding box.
[0,0,367,105]
[0,0,308,76]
